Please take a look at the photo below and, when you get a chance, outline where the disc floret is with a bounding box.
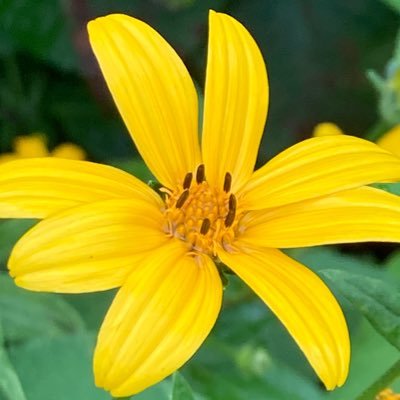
[163,165,241,255]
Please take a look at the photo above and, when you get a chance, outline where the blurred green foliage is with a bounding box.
[0,0,398,159]
[171,372,196,400]
[0,322,26,400]
[1,0,400,399]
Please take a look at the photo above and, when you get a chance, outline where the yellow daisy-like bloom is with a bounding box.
[2,11,400,396]
[376,388,400,400]
[0,134,86,163]
[312,122,345,137]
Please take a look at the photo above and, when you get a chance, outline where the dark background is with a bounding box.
[0,0,397,164]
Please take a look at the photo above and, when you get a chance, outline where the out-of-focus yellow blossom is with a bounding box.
[376,388,400,400]
[0,134,85,163]
[376,125,400,158]
[312,123,345,137]
[313,122,400,157]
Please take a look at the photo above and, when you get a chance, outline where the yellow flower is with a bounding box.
[1,11,400,397]
[0,134,86,163]
[312,122,345,137]
[312,122,400,158]
[376,125,400,158]
[376,388,400,400]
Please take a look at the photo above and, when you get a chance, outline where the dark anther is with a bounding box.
[196,164,205,184]
[176,189,189,208]
[200,218,211,235]
[223,172,232,192]
[183,172,193,190]
[228,194,237,212]
[224,209,235,227]
[225,194,237,227]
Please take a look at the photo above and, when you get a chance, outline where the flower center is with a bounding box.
[163,164,241,256]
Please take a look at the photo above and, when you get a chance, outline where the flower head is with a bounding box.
[313,122,345,137]
[0,134,86,163]
[2,11,400,397]
[376,388,400,400]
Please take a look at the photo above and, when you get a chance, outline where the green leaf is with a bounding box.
[381,0,400,14]
[322,269,400,350]
[0,219,35,266]
[366,69,386,92]
[63,291,115,332]
[129,380,171,400]
[171,372,195,400]
[385,249,400,282]
[8,333,109,400]
[287,246,382,277]
[372,182,400,196]
[355,358,400,400]
[0,323,27,400]
[9,330,173,400]
[0,274,85,343]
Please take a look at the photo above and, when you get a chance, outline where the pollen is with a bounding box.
[163,165,242,255]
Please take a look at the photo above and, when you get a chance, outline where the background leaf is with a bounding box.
[0,220,35,267]
[63,291,115,332]
[381,0,400,14]
[171,372,196,400]
[322,269,400,351]
[0,274,85,344]
[373,182,400,196]
[8,333,108,400]
[0,323,27,400]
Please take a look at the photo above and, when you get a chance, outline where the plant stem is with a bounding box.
[356,358,400,400]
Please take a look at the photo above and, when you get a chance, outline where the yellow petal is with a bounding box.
[51,143,86,160]
[218,246,349,390]
[9,198,167,293]
[14,135,49,157]
[241,135,400,210]
[377,124,400,158]
[240,186,400,248]
[88,14,200,189]
[94,242,222,396]
[312,122,344,137]
[0,158,161,218]
[201,11,268,192]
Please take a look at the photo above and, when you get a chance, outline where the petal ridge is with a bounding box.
[0,158,161,218]
[240,186,400,248]
[94,243,222,396]
[218,246,349,389]
[241,136,400,210]
[88,14,201,188]
[202,11,268,192]
[9,198,167,293]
